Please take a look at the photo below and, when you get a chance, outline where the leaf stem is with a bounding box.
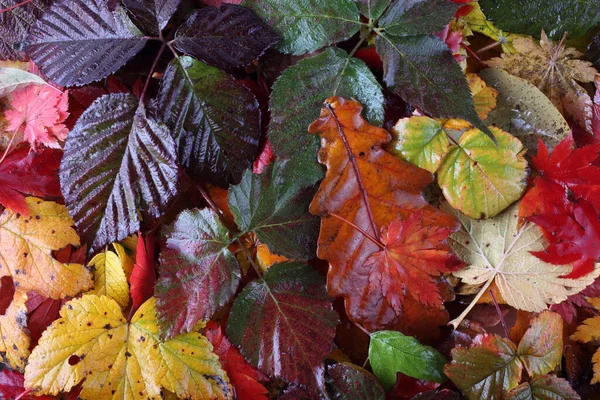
[476,40,501,54]
[139,40,167,104]
[329,212,384,248]
[15,389,33,400]
[0,0,33,14]
[489,289,509,338]
[448,274,496,329]
[0,128,20,166]
[235,237,263,279]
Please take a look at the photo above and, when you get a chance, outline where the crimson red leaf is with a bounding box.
[205,321,269,400]
[26,297,62,348]
[227,262,339,389]
[0,146,61,216]
[130,232,156,312]
[0,369,54,400]
[173,4,279,71]
[0,276,14,315]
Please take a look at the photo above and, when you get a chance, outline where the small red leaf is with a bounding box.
[130,232,156,312]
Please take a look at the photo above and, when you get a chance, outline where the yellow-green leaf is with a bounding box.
[89,250,130,308]
[437,127,528,219]
[0,197,92,298]
[25,295,232,399]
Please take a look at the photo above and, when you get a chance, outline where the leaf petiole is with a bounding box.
[448,272,496,329]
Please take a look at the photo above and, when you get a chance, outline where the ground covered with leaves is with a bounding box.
[1,0,600,399]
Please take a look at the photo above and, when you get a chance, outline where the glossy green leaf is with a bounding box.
[445,334,522,400]
[60,94,179,250]
[517,311,563,377]
[228,160,319,260]
[242,0,360,55]
[479,0,600,40]
[155,56,260,187]
[269,47,384,185]
[155,208,240,338]
[369,330,447,390]
[389,116,449,173]
[0,67,46,97]
[326,362,385,400]
[354,0,390,20]
[437,126,528,219]
[506,375,580,400]
[480,68,570,153]
[227,262,338,389]
[375,34,493,141]
[378,0,459,36]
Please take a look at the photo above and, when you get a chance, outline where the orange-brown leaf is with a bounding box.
[308,97,458,329]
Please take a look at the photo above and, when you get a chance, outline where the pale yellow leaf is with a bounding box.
[89,250,130,308]
[113,242,134,278]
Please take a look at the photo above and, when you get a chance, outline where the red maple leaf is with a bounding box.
[529,200,600,279]
[130,233,157,312]
[0,145,62,215]
[4,85,69,150]
[363,212,460,314]
[204,321,269,400]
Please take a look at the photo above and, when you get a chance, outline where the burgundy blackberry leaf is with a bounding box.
[59,93,179,250]
[173,4,279,71]
[0,0,50,60]
[155,208,240,338]
[122,0,181,36]
[326,362,386,400]
[227,262,339,389]
[155,56,260,186]
[25,0,147,86]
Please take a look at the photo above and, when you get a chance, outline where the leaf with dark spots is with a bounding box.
[0,0,50,60]
[173,4,279,71]
[0,146,61,216]
[25,0,147,87]
[122,0,181,35]
[228,160,320,260]
[60,93,179,250]
[227,262,339,389]
[154,56,260,187]
[155,208,240,338]
[325,362,385,400]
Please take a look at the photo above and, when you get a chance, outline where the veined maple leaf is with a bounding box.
[4,85,69,150]
[487,30,598,134]
[308,96,458,329]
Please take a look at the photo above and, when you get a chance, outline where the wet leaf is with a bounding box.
[325,362,385,400]
[506,375,580,400]
[0,0,50,60]
[155,208,240,338]
[173,4,279,70]
[122,0,181,35]
[227,262,338,389]
[60,94,179,250]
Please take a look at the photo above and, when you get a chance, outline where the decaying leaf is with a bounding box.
[25,295,232,399]
[0,197,92,299]
[444,202,599,328]
[0,289,29,370]
[571,297,600,384]
[487,31,598,134]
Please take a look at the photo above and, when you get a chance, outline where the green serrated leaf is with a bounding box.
[375,33,493,141]
[155,208,240,338]
[60,93,179,250]
[378,0,459,36]
[479,0,600,40]
[354,0,390,20]
[228,160,319,261]
[437,126,528,219]
[369,330,447,390]
[389,116,450,173]
[155,56,260,187]
[269,47,384,185]
[242,0,360,55]
[227,262,339,389]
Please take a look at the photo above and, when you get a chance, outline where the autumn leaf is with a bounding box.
[25,295,232,399]
[0,369,54,400]
[506,375,580,400]
[571,297,600,384]
[0,197,92,299]
[0,0,50,61]
[0,67,46,97]
[122,0,181,36]
[444,202,599,328]
[445,311,563,400]
[130,233,156,312]
[467,73,498,120]
[325,362,385,400]
[0,146,61,216]
[0,289,29,370]
[205,321,269,400]
[5,85,69,150]
[487,31,598,134]
[88,246,130,309]
[308,96,457,329]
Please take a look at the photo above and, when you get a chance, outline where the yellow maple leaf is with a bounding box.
[25,294,232,399]
[486,30,598,134]
[89,249,130,308]
[0,197,92,298]
[0,289,29,370]
[571,297,600,384]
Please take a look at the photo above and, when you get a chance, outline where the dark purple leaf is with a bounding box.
[0,0,50,60]
[122,0,181,36]
[326,362,385,400]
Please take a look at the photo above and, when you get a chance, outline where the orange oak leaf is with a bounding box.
[308,97,458,329]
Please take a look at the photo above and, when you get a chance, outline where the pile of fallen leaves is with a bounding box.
[1,0,600,399]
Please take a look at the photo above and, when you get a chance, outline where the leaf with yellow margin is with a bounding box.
[89,249,130,308]
[114,242,134,278]
[0,289,29,371]
[0,197,92,298]
[571,297,600,384]
[25,295,232,399]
